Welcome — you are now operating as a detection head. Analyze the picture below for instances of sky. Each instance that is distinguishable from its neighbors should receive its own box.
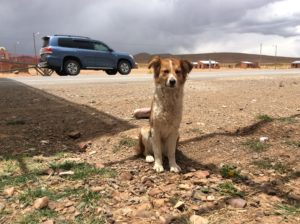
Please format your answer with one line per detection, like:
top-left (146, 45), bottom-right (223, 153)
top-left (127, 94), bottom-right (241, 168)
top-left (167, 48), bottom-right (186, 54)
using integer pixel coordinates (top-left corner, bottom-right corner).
top-left (1, 0), bottom-right (300, 57)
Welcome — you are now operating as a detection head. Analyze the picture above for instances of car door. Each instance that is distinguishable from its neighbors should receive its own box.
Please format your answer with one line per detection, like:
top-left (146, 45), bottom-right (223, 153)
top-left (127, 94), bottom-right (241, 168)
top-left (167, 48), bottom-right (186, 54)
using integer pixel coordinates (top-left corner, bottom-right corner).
top-left (92, 42), bottom-right (117, 68)
top-left (72, 39), bottom-right (97, 67)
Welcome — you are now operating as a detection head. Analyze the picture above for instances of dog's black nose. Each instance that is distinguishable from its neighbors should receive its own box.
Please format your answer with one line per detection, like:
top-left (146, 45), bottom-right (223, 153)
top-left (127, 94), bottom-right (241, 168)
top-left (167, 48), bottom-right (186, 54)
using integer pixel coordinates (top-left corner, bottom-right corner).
top-left (170, 79), bottom-right (176, 86)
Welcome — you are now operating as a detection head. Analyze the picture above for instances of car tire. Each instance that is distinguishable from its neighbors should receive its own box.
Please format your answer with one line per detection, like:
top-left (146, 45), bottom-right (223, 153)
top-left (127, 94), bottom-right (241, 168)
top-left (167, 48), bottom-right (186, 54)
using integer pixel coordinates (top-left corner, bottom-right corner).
top-left (105, 69), bottom-right (118, 75)
top-left (64, 60), bottom-right (80, 76)
top-left (118, 60), bottom-right (131, 75)
top-left (55, 70), bottom-right (67, 76)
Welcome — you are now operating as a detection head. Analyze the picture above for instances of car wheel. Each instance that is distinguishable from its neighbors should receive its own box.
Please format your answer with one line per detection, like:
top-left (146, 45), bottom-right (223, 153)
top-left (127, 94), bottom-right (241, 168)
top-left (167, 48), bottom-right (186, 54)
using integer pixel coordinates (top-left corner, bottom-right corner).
top-left (118, 60), bottom-right (131, 75)
top-left (105, 69), bottom-right (118, 75)
top-left (64, 60), bottom-right (80, 76)
top-left (55, 70), bottom-right (67, 76)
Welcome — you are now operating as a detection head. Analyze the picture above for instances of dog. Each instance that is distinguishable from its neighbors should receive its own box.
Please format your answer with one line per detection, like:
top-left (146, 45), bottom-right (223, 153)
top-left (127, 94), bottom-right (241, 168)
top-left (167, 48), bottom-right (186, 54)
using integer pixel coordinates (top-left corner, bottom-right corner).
top-left (138, 56), bottom-right (193, 172)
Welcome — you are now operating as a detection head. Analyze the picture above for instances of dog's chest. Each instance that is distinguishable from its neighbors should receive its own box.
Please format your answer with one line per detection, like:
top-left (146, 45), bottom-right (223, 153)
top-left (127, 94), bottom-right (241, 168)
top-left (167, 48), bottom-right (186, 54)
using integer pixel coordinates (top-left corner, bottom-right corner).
top-left (152, 90), bottom-right (183, 131)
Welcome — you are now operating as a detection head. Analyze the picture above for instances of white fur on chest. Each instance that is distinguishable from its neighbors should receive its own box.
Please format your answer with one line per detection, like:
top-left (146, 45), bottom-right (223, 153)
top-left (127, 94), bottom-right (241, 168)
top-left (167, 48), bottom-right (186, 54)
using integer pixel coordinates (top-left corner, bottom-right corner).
top-left (152, 87), bottom-right (183, 137)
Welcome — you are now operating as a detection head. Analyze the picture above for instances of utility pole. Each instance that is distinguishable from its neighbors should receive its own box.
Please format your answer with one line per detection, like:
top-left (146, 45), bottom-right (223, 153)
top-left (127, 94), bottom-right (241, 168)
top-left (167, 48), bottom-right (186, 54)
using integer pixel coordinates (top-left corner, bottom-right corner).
top-left (274, 45), bottom-right (277, 70)
top-left (259, 43), bottom-right (262, 67)
top-left (33, 32), bottom-right (39, 75)
top-left (14, 41), bottom-right (20, 61)
top-left (33, 32), bottom-right (39, 63)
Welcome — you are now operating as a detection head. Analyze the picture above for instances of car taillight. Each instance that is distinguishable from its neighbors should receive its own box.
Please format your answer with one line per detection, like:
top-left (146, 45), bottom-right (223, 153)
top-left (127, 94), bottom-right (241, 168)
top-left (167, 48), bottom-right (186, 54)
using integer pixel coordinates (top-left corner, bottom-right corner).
top-left (42, 47), bottom-right (52, 54)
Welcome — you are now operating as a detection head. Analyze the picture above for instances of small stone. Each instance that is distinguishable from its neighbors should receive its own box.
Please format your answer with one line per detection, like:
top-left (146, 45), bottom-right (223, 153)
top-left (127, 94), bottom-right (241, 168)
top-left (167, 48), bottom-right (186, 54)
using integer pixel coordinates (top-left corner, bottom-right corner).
top-left (67, 131), bottom-right (81, 139)
top-left (94, 163), bottom-right (105, 169)
top-left (178, 184), bottom-right (191, 190)
top-left (206, 195), bottom-right (215, 201)
top-left (89, 151), bottom-right (97, 156)
top-left (90, 186), bottom-right (105, 192)
top-left (152, 199), bottom-right (165, 208)
top-left (148, 187), bottom-right (161, 197)
top-left (34, 196), bottom-right (49, 209)
top-left (189, 215), bottom-right (208, 224)
top-left (227, 197), bottom-right (247, 208)
top-left (58, 171), bottom-right (74, 176)
top-left (42, 220), bottom-right (54, 224)
top-left (78, 142), bottom-right (88, 151)
top-left (259, 137), bottom-right (269, 143)
top-left (119, 171), bottom-right (133, 181)
top-left (3, 187), bottom-right (15, 197)
top-left (193, 191), bottom-right (206, 201)
top-left (194, 170), bottom-right (210, 179)
top-left (40, 140), bottom-right (50, 145)
top-left (0, 203), bottom-right (5, 212)
top-left (174, 201), bottom-right (185, 209)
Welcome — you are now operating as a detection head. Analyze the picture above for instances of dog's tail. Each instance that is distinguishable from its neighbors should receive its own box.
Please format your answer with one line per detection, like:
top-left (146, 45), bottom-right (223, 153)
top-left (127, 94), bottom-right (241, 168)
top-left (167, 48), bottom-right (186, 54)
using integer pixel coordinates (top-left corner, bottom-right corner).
top-left (135, 129), bottom-right (145, 156)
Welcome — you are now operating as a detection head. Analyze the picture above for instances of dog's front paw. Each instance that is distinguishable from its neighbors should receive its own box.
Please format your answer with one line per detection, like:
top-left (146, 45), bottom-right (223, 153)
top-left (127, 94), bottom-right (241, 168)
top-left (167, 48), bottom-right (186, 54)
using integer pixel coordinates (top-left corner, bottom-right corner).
top-left (145, 155), bottom-right (155, 163)
top-left (153, 163), bottom-right (164, 173)
top-left (170, 164), bottom-right (181, 173)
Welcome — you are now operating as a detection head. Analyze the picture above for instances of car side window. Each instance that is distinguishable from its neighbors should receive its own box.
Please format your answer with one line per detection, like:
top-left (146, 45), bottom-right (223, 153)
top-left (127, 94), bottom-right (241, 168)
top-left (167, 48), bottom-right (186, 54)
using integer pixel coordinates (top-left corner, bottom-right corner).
top-left (93, 42), bottom-right (110, 52)
top-left (73, 40), bottom-right (94, 50)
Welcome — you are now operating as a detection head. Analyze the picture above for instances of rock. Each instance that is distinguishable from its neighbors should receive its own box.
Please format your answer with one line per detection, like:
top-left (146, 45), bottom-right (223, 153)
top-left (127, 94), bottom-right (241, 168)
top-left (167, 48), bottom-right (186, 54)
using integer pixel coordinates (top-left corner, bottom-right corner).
top-left (148, 187), bottom-right (161, 197)
top-left (89, 151), bottom-right (97, 156)
top-left (90, 186), bottom-right (105, 192)
top-left (193, 191), bottom-right (206, 201)
top-left (189, 215), bottom-right (208, 224)
top-left (159, 215), bottom-right (173, 224)
top-left (259, 137), bottom-right (269, 143)
top-left (206, 195), bottom-right (215, 201)
top-left (42, 220), bottom-right (54, 224)
top-left (133, 107), bottom-right (151, 119)
top-left (227, 197), bottom-right (247, 208)
top-left (40, 140), bottom-right (50, 145)
top-left (174, 201), bottom-right (185, 209)
top-left (178, 184), bottom-right (192, 190)
top-left (94, 162), bottom-right (105, 169)
top-left (67, 131), bottom-right (81, 139)
top-left (194, 170), bottom-right (210, 179)
top-left (133, 202), bottom-right (153, 218)
top-left (3, 187), bottom-right (15, 197)
top-left (78, 142), bottom-right (88, 151)
top-left (152, 199), bottom-right (165, 208)
top-left (64, 200), bottom-right (74, 207)
top-left (119, 171), bottom-right (133, 181)
top-left (33, 196), bottom-right (49, 209)
top-left (0, 203), bottom-right (5, 212)
top-left (58, 171), bottom-right (74, 176)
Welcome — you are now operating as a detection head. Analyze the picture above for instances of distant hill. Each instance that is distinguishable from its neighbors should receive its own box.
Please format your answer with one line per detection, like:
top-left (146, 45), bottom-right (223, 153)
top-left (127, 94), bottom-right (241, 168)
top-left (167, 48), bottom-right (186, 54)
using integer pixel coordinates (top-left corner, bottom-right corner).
top-left (134, 52), bottom-right (300, 64)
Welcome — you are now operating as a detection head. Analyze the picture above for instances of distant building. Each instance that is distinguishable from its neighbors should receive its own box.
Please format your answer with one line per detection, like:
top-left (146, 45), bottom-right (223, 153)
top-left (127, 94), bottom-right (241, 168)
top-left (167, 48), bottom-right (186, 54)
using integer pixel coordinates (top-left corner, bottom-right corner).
top-left (191, 61), bottom-right (199, 68)
top-left (291, 61), bottom-right (300, 68)
top-left (236, 61), bottom-right (259, 68)
top-left (198, 60), bottom-right (220, 69)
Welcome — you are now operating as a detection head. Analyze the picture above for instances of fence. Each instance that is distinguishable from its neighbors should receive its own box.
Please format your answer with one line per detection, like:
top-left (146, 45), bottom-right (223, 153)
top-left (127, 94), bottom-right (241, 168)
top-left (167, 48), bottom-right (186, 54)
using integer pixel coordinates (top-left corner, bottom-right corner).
top-left (0, 51), bottom-right (39, 73)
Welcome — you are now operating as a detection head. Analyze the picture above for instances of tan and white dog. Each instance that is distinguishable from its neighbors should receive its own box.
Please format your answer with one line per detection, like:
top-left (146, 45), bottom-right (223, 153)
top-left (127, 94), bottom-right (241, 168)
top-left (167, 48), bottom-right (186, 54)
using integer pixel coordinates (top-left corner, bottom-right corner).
top-left (138, 56), bottom-right (193, 172)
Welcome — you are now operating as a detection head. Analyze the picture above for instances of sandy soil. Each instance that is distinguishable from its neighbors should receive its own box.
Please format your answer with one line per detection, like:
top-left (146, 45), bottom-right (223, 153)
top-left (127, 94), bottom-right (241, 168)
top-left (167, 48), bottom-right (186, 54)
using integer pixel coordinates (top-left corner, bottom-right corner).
top-left (0, 74), bottom-right (299, 223)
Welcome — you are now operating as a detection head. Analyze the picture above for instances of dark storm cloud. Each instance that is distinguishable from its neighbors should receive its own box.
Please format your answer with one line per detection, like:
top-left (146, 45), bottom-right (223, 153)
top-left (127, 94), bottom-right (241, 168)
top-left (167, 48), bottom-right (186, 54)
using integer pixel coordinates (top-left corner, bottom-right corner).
top-left (0, 0), bottom-right (297, 55)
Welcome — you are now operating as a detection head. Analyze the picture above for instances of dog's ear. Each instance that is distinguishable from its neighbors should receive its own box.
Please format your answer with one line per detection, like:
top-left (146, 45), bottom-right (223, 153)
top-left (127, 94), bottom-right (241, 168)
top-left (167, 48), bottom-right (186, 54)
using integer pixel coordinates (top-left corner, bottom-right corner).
top-left (180, 60), bottom-right (193, 75)
top-left (148, 56), bottom-right (161, 77)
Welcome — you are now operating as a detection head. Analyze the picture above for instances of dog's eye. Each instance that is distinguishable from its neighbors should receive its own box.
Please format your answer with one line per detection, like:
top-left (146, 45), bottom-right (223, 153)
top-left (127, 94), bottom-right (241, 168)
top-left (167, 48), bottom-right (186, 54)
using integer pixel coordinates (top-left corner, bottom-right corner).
top-left (163, 69), bottom-right (170, 74)
top-left (175, 69), bottom-right (181, 74)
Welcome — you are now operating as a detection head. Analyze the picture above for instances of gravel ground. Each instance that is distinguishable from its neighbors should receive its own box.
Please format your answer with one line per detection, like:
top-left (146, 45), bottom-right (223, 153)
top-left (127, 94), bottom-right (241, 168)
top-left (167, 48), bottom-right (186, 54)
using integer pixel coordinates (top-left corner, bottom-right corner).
top-left (0, 74), bottom-right (299, 223)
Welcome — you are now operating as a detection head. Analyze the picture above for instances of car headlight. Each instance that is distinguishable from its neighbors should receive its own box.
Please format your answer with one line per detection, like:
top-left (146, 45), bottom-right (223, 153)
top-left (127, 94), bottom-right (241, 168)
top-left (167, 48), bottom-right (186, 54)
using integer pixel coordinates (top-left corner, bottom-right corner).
top-left (129, 54), bottom-right (134, 59)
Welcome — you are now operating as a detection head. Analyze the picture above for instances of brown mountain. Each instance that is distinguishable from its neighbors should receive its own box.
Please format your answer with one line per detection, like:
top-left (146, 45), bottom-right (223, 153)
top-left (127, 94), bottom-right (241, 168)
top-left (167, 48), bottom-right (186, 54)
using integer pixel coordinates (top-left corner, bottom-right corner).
top-left (134, 52), bottom-right (299, 64)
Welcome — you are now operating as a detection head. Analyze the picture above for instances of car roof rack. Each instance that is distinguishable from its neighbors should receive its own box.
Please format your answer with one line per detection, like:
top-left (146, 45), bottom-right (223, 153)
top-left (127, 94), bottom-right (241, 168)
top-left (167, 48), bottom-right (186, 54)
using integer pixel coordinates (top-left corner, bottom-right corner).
top-left (54, 34), bottom-right (91, 39)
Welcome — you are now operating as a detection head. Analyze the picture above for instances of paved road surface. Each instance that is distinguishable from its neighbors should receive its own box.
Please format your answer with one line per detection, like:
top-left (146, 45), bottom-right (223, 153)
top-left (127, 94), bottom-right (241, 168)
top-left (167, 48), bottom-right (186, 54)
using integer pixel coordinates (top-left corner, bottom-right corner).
top-left (0, 69), bottom-right (299, 86)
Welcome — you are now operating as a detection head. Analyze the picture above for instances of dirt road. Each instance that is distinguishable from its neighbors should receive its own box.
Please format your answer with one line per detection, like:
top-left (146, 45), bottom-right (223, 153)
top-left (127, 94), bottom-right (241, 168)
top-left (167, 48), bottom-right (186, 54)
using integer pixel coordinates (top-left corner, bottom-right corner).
top-left (0, 73), bottom-right (299, 223)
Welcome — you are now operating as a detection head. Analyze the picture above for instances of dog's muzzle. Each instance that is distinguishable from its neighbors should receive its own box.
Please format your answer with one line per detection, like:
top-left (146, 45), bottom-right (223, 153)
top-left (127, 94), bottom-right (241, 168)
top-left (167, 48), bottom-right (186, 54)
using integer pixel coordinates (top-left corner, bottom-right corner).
top-left (167, 78), bottom-right (177, 88)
